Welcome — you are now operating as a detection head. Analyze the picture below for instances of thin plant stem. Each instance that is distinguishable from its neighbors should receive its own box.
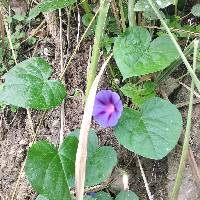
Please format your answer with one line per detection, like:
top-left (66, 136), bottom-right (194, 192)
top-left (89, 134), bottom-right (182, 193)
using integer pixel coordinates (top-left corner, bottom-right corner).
top-left (147, 0), bottom-right (200, 93)
top-left (59, 8), bottom-right (65, 147)
top-left (4, 18), bottom-right (17, 63)
top-left (137, 156), bottom-right (153, 200)
top-left (143, 25), bottom-right (200, 37)
top-left (128, 0), bottom-right (136, 26)
top-left (119, 0), bottom-right (126, 32)
top-left (85, 0), bottom-right (110, 98)
top-left (169, 39), bottom-right (199, 200)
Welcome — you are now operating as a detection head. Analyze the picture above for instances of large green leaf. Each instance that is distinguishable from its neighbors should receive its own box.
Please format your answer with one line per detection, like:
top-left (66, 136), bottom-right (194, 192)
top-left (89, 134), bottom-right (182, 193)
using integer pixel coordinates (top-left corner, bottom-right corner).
top-left (0, 57), bottom-right (66, 109)
top-left (59, 136), bottom-right (78, 180)
top-left (25, 137), bottom-right (78, 200)
top-left (70, 129), bottom-right (118, 186)
top-left (115, 191), bottom-right (139, 200)
top-left (113, 27), bottom-right (179, 79)
top-left (114, 97), bottom-right (182, 159)
top-left (28, 0), bottom-right (76, 20)
top-left (70, 129), bottom-right (99, 159)
top-left (85, 146), bottom-right (117, 186)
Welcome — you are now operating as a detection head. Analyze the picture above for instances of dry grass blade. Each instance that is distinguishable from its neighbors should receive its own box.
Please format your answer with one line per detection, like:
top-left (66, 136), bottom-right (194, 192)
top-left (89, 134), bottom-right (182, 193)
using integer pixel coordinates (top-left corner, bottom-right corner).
top-left (75, 54), bottom-right (113, 200)
top-left (137, 156), bottom-right (153, 200)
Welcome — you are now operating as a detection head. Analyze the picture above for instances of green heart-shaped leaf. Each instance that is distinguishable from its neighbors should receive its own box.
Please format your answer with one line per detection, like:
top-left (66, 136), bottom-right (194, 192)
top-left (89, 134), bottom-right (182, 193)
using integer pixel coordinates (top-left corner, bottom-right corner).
top-left (70, 129), bottom-right (118, 186)
top-left (70, 129), bottom-right (99, 159)
top-left (114, 97), bottom-right (182, 159)
top-left (26, 130), bottom-right (117, 200)
top-left (113, 27), bottom-right (179, 79)
top-left (28, 0), bottom-right (76, 20)
top-left (0, 57), bottom-right (66, 109)
top-left (115, 191), bottom-right (139, 200)
top-left (25, 137), bottom-right (78, 200)
top-left (85, 146), bottom-right (117, 186)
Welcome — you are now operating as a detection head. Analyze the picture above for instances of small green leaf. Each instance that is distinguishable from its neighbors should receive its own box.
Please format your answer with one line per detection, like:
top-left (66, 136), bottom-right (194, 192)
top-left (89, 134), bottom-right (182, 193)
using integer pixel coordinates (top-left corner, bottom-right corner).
top-left (114, 97), bottom-right (182, 159)
top-left (0, 57), bottom-right (66, 109)
top-left (25, 138), bottom-right (78, 200)
top-left (191, 4), bottom-right (200, 17)
top-left (121, 82), bottom-right (155, 106)
top-left (113, 27), bottom-right (179, 79)
top-left (102, 35), bottom-right (115, 53)
top-left (115, 191), bottom-right (139, 200)
top-left (28, 0), bottom-right (76, 20)
top-left (82, 13), bottom-right (95, 27)
top-left (27, 36), bottom-right (37, 45)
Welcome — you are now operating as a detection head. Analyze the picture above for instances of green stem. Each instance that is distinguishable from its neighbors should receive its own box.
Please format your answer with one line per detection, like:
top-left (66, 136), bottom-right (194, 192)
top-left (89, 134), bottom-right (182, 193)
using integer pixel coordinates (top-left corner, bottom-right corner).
top-left (169, 39), bottom-right (199, 200)
top-left (81, 0), bottom-right (92, 13)
top-left (128, 0), bottom-right (136, 26)
top-left (147, 0), bottom-right (200, 93)
top-left (119, 0), bottom-right (126, 32)
top-left (85, 0), bottom-right (110, 98)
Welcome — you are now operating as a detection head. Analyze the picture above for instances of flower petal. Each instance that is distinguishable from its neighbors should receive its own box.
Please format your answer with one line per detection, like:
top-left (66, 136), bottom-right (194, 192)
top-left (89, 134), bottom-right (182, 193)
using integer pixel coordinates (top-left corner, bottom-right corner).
top-left (94, 112), bottom-right (110, 128)
top-left (95, 90), bottom-right (113, 104)
top-left (108, 112), bottom-right (120, 127)
top-left (111, 91), bottom-right (120, 104)
top-left (92, 103), bottom-right (106, 116)
top-left (114, 100), bottom-right (123, 114)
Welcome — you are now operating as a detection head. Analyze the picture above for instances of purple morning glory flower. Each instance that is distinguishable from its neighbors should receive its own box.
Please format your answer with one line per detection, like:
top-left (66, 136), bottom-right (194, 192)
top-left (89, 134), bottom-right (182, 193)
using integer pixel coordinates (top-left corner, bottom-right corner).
top-left (92, 90), bottom-right (123, 128)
